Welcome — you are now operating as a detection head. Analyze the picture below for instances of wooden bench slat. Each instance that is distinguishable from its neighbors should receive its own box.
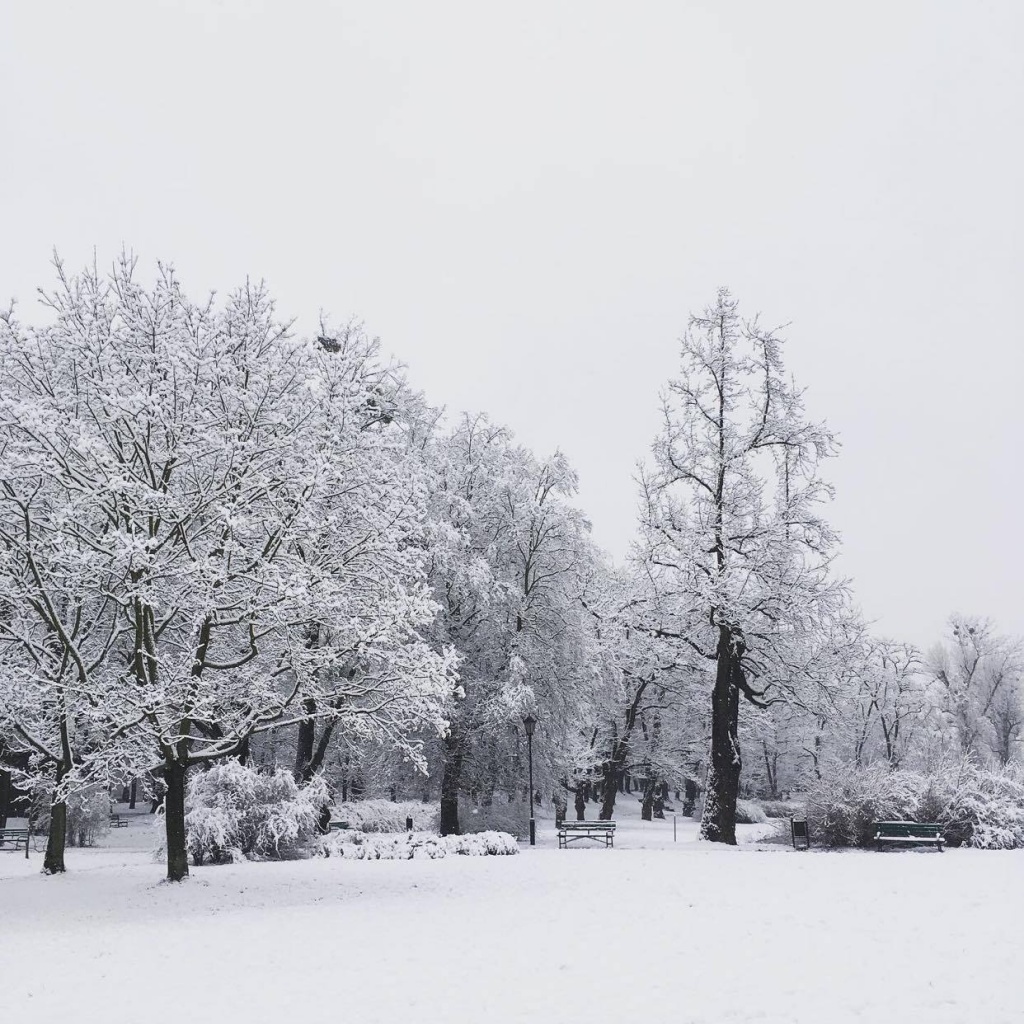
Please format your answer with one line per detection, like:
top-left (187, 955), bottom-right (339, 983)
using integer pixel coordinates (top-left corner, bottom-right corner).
top-left (0, 827), bottom-right (30, 854)
top-left (557, 820), bottom-right (616, 849)
top-left (873, 821), bottom-right (945, 851)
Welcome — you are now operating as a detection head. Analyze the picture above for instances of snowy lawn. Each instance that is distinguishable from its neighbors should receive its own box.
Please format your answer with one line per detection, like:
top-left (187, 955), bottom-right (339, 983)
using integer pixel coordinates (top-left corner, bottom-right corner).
top-left (2, 806), bottom-right (1022, 1024)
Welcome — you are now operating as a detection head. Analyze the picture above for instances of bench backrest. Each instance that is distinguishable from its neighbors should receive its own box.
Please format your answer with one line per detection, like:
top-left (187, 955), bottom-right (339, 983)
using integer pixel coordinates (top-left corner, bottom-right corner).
top-left (560, 821), bottom-right (615, 829)
top-left (875, 822), bottom-right (942, 838)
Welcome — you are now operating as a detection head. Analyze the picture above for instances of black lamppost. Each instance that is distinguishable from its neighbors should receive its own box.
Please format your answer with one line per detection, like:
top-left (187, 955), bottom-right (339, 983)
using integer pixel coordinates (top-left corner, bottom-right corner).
top-left (523, 714), bottom-right (537, 846)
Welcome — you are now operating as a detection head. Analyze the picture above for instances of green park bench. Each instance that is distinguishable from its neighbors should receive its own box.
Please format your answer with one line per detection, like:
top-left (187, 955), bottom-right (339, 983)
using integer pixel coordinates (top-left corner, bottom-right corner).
top-left (0, 827), bottom-right (29, 854)
top-left (558, 820), bottom-right (616, 849)
top-left (109, 813), bottom-right (128, 828)
top-left (873, 820), bottom-right (945, 851)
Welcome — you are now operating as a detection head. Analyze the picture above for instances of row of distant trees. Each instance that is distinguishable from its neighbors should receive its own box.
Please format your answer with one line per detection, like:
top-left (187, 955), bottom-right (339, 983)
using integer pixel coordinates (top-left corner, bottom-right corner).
top-left (1, 258), bottom-right (1019, 879)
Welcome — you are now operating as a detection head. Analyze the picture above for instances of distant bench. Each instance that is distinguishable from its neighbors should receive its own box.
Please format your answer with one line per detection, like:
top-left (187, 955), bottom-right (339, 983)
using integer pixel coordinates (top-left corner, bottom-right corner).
top-left (0, 828), bottom-right (29, 854)
top-left (328, 820), bottom-right (351, 832)
top-left (109, 814), bottom-right (128, 828)
top-left (874, 821), bottom-right (945, 851)
top-left (558, 820), bottom-right (615, 849)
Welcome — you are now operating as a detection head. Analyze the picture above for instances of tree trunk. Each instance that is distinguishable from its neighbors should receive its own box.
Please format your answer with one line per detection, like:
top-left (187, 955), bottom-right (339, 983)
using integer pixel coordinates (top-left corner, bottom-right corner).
top-left (294, 699), bottom-right (317, 781)
top-left (234, 735), bottom-right (251, 765)
top-left (640, 776), bottom-right (656, 821)
top-left (683, 777), bottom-right (698, 816)
top-left (598, 789), bottom-right (616, 819)
top-left (574, 788), bottom-right (586, 821)
top-left (43, 798), bottom-right (67, 874)
top-left (439, 736), bottom-right (463, 836)
top-left (0, 768), bottom-right (10, 829)
top-left (164, 761), bottom-right (190, 881)
top-left (128, 779), bottom-right (137, 810)
top-left (701, 629), bottom-right (741, 844)
top-left (762, 740), bottom-right (778, 799)
top-left (317, 803), bottom-right (332, 835)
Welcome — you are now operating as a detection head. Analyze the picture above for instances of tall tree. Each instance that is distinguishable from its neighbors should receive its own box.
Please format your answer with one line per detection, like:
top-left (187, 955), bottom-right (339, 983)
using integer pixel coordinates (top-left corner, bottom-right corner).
top-left (0, 256), bottom-right (454, 879)
top-left (639, 289), bottom-right (846, 843)
top-left (422, 414), bottom-right (598, 834)
top-left (930, 616), bottom-right (1023, 765)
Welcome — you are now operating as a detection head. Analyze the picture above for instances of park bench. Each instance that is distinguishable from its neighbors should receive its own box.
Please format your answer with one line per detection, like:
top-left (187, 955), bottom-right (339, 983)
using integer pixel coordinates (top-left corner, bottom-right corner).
top-left (873, 820), bottom-right (945, 851)
top-left (109, 813), bottom-right (128, 828)
top-left (557, 820), bottom-right (616, 849)
top-left (328, 820), bottom-right (351, 832)
top-left (0, 827), bottom-right (29, 854)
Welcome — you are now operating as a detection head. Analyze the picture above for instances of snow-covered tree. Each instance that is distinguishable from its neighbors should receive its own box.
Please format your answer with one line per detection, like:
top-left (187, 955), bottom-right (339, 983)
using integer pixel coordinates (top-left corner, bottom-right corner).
top-left (0, 256), bottom-right (455, 879)
top-left (929, 616), bottom-right (1023, 765)
top-left (639, 289), bottom-right (848, 843)
top-left (421, 414), bottom-right (600, 834)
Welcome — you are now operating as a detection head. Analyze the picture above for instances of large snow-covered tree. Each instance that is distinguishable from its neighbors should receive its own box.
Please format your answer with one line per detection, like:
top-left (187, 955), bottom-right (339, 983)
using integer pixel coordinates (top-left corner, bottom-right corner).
top-left (0, 257), bottom-right (454, 879)
top-left (639, 288), bottom-right (847, 843)
top-left (421, 414), bottom-right (599, 834)
top-left (929, 616), bottom-right (1023, 765)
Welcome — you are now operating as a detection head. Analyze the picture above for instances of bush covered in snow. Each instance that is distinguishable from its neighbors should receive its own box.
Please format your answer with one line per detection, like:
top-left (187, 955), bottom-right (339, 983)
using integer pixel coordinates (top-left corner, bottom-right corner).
top-left (331, 799), bottom-right (439, 834)
top-left (806, 763), bottom-right (921, 848)
top-left (805, 760), bottom-right (1024, 849)
top-left (919, 761), bottom-right (1024, 849)
top-left (759, 800), bottom-right (804, 820)
top-left (735, 799), bottom-right (769, 824)
top-left (318, 829), bottom-right (519, 860)
top-left (185, 761), bottom-right (329, 864)
top-left (66, 786), bottom-right (111, 847)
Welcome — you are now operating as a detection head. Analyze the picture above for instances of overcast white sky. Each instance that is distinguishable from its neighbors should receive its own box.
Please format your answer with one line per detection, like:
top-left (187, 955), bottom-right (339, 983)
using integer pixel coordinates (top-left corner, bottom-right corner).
top-left (2, 1), bottom-right (1021, 647)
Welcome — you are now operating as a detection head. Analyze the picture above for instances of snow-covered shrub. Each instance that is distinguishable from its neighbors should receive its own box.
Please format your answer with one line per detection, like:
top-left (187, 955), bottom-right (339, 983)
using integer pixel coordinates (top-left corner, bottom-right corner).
top-left (331, 799), bottom-right (439, 834)
top-left (806, 763), bottom-right (922, 848)
top-left (735, 799), bottom-right (768, 824)
top-left (919, 761), bottom-right (1024, 850)
top-left (317, 829), bottom-right (518, 860)
top-left (185, 761), bottom-right (329, 864)
top-left (806, 760), bottom-right (1024, 850)
top-left (760, 800), bottom-right (803, 819)
top-left (66, 787), bottom-right (111, 847)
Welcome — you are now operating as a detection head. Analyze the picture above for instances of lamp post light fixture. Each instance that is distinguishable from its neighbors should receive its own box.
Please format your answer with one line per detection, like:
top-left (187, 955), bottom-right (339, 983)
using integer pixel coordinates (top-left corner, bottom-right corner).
top-left (523, 714), bottom-right (537, 846)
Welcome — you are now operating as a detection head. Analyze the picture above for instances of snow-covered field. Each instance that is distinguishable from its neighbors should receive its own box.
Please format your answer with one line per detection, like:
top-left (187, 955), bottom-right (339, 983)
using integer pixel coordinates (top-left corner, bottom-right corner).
top-left (2, 805), bottom-right (1022, 1024)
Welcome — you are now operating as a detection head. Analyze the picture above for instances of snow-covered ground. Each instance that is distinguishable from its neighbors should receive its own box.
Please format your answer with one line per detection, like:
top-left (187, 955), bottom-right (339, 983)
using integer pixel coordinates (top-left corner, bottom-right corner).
top-left (2, 803), bottom-right (1021, 1024)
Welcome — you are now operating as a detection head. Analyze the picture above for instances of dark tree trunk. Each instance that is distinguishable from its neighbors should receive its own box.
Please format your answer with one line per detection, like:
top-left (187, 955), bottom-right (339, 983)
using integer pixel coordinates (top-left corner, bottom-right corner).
top-left (317, 803), bottom-right (332, 835)
top-left (294, 699), bottom-right (317, 781)
top-left (701, 628), bottom-right (741, 844)
top-left (683, 778), bottom-right (698, 816)
top-left (234, 735), bottom-right (251, 765)
top-left (640, 776), bottom-right (656, 821)
top-left (0, 768), bottom-right (10, 829)
top-left (762, 740), bottom-right (779, 799)
top-left (574, 789), bottom-right (586, 821)
top-left (164, 761), bottom-right (190, 881)
top-left (43, 798), bottom-right (67, 874)
top-left (598, 763), bottom-right (619, 820)
top-left (439, 736), bottom-right (463, 836)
